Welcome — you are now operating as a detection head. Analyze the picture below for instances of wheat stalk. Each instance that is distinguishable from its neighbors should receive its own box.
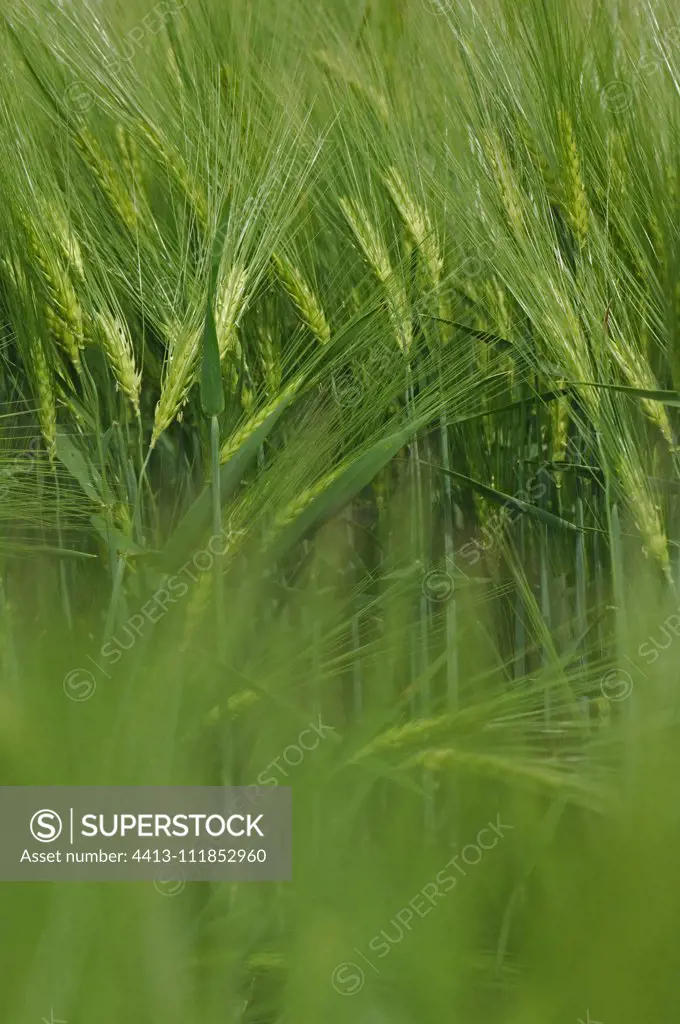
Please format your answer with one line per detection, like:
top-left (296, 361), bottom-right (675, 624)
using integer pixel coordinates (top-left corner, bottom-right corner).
top-left (257, 326), bottom-right (282, 393)
top-left (315, 49), bottom-right (389, 121)
top-left (115, 124), bottom-right (143, 188)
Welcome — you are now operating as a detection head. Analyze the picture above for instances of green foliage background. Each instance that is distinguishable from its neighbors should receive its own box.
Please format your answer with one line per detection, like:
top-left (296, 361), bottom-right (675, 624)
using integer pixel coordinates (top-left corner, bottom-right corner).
top-left (1, 0), bottom-right (680, 1020)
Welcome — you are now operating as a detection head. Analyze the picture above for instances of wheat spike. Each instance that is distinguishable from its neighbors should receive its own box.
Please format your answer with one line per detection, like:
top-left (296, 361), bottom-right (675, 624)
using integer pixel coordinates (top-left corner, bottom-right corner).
top-left (137, 121), bottom-right (207, 227)
top-left (93, 310), bottom-right (141, 412)
top-left (340, 196), bottom-right (392, 281)
top-left (151, 319), bottom-right (202, 446)
top-left (49, 205), bottom-right (85, 282)
top-left (557, 110), bottom-right (589, 250)
top-left (152, 265), bottom-right (248, 445)
top-left (219, 376), bottom-right (301, 465)
top-left (268, 463), bottom-right (346, 536)
top-left (258, 326), bottom-right (282, 393)
top-left (179, 564), bottom-right (213, 653)
top-left (25, 223), bottom-right (84, 372)
top-left (340, 195), bottom-right (411, 351)
top-left (216, 263), bottom-right (249, 360)
top-left (404, 748), bottom-right (598, 801)
top-left (74, 128), bottom-right (138, 232)
top-left (272, 252), bottom-right (331, 345)
top-left (609, 335), bottom-right (674, 446)
top-left (116, 124), bottom-right (143, 187)
top-left (383, 166), bottom-right (443, 289)
top-left (618, 456), bottom-right (669, 575)
top-left (29, 336), bottom-right (57, 459)
top-left (351, 714), bottom-right (454, 762)
top-left (482, 130), bottom-right (525, 233)
top-left (315, 49), bottom-right (389, 121)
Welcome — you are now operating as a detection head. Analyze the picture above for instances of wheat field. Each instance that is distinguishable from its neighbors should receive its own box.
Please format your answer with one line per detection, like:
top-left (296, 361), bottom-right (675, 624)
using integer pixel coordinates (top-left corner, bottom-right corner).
top-left (1, 0), bottom-right (680, 1021)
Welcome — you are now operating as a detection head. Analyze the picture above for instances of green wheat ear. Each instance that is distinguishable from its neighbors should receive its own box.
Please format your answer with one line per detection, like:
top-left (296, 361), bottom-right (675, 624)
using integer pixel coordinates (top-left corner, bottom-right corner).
top-left (215, 264), bottom-right (249, 361)
top-left (272, 252), bottom-right (331, 346)
top-left (481, 129), bottom-right (525, 234)
top-left (29, 335), bottom-right (57, 459)
top-left (92, 309), bottom-right (141, 413)
top-left (383, 167), bottom-right (443, 291)
top-left (557, 110), bottom-right (589, 250)
top-left (74, 128), bottom-right (139, 232)
top-left (151, 319), bottom-right (202, 447)
top-left (25, 223), bottom-right (84, 373)
top-left (340, 195), bottom-right (412, 352)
